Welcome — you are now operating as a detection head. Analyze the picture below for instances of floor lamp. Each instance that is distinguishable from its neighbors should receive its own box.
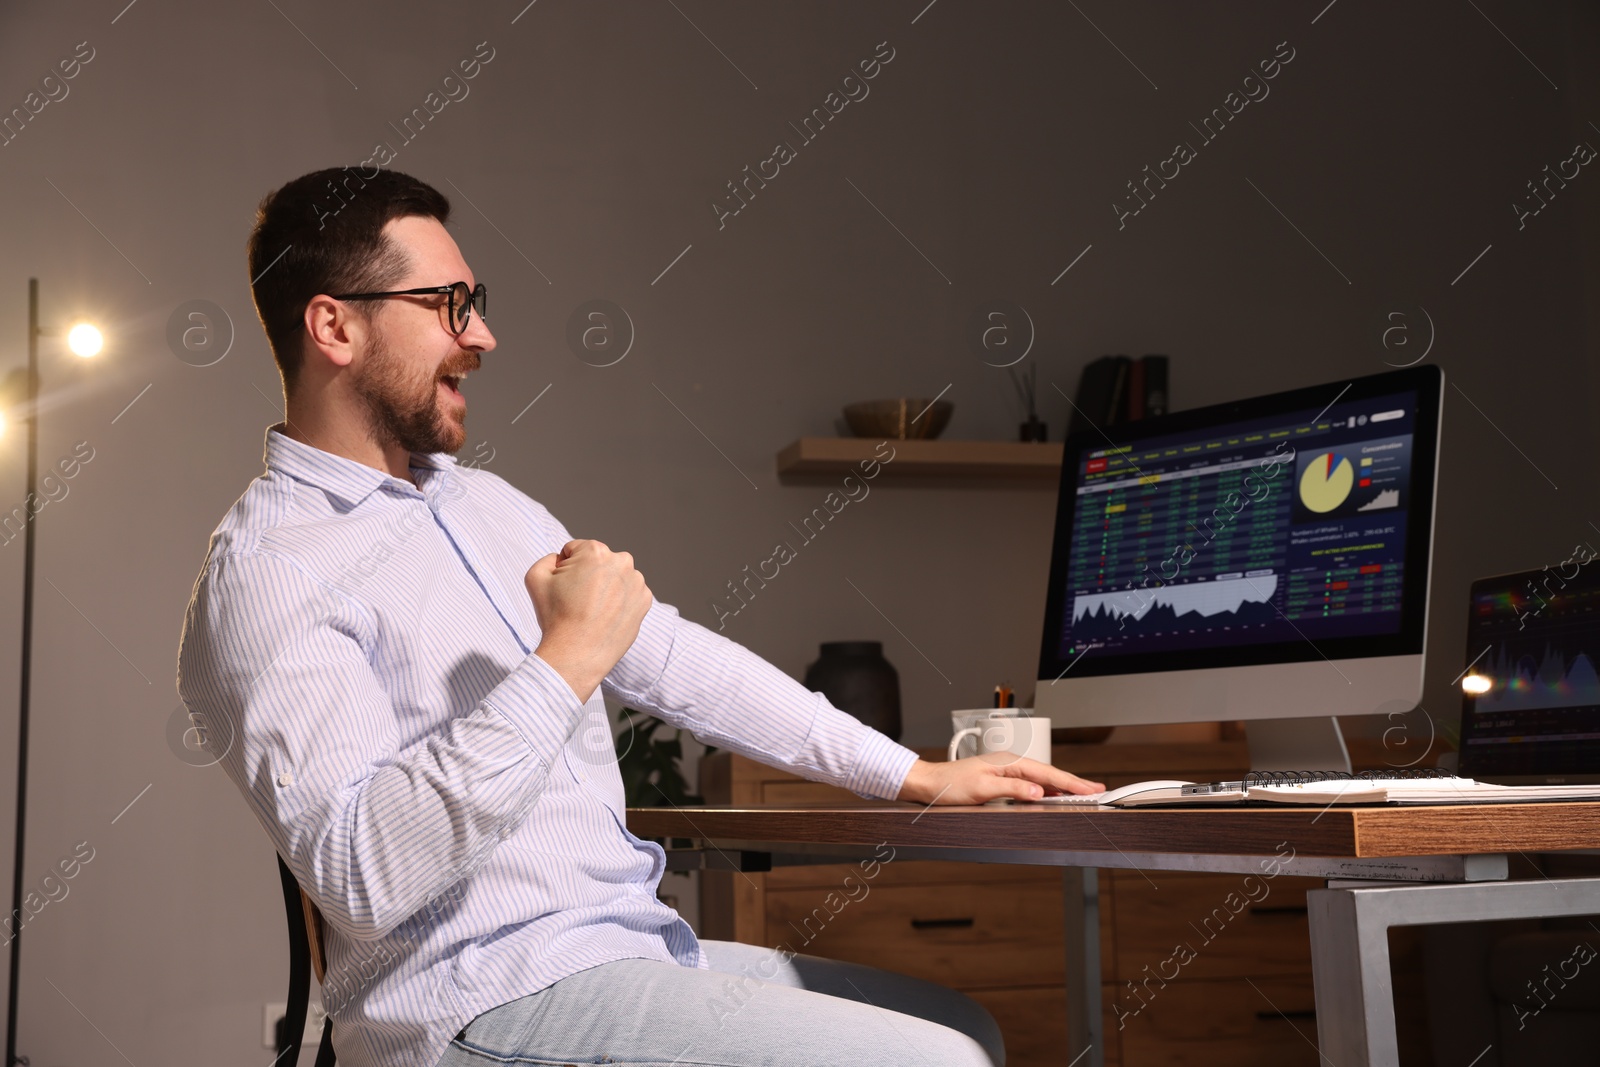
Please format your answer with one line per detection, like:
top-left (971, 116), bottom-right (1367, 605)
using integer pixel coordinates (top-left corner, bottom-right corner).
top-left (2, 279), bottom-right (101, 1067)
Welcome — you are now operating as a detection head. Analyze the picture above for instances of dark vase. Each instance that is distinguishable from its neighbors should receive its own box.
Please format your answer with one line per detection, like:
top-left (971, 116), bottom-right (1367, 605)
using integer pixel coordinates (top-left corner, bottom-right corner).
top-left (803, 641), bottom-right (902, 740)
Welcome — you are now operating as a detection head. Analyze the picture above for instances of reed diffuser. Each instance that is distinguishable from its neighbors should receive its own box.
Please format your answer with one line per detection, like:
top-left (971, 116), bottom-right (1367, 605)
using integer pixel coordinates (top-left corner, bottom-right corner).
top-left (1010, 362), bottom-right (1047, 442)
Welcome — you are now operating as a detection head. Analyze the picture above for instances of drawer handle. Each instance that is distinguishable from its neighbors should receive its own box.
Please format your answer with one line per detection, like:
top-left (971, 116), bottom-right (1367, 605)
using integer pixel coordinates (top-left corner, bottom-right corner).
top-left (910, 917), bottom-right (975, 930)
top-left (1248, 906), bottom-right (1309, 916)
top-left (1256, 1010), bottom-right (1317, 1021)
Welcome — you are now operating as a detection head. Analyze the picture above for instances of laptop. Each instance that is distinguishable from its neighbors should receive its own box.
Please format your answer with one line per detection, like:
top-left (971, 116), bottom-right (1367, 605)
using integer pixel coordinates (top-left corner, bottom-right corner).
top-left (1457, 555), bottom-right (1600, 785)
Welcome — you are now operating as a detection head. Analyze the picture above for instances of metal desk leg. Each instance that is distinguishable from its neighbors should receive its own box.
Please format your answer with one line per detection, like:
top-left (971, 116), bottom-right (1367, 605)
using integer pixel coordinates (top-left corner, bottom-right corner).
top-left (1063, 867), bottom-right (1102, 1067)
top-left (1307, 886), bottom-right (1400, 1067)
top-left (1308, 875), bottom-right (1600, 1067)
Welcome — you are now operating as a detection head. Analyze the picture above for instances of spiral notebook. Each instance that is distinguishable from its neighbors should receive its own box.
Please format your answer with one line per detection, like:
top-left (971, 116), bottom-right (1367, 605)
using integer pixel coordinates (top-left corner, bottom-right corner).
top-left (1031, 768), bottom-right (1600, 808)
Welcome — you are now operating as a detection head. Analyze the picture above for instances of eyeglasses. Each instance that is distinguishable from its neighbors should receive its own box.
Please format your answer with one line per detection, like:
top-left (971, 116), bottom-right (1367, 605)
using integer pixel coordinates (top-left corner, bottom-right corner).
top-left (330, 281), bottom-right (487, 336)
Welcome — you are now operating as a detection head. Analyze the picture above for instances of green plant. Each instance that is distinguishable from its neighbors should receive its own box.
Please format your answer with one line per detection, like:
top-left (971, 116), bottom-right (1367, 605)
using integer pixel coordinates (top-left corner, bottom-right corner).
top-left (613, 706), bottom-right (713, 808)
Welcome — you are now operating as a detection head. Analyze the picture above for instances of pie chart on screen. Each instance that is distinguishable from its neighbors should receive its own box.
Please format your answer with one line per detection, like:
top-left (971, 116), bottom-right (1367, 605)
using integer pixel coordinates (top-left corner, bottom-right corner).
top-left (1299, 452), bottom-right (1354, 513)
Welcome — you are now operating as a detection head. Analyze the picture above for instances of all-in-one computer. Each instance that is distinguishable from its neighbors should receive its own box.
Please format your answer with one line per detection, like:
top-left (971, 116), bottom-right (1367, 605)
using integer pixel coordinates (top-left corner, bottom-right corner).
top-left (1034, 365), bottom-right (1444, 770)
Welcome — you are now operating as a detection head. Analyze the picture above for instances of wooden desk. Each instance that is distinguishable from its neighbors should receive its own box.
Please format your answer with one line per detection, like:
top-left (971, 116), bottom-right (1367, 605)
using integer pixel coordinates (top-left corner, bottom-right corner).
top-left (628, 801), bottom-right (1600, 1067)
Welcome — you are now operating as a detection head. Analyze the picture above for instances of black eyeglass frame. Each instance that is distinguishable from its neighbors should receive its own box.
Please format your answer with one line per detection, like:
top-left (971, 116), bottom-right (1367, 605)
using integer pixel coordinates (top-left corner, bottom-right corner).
top-left (330, 281), bottom-right (487, 336)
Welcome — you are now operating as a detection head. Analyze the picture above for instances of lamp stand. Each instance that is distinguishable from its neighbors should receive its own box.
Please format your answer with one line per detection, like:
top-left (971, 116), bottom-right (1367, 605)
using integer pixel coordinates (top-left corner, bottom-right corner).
top-left (6, 278), bottom-right (39, 1067)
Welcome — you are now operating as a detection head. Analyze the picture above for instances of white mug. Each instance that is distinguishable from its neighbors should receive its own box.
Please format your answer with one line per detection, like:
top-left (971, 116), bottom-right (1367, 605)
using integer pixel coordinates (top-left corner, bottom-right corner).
top-left (948, 707), bottom-right (1027, 751)
top-left (948, 712), bottom-right (1053, 766)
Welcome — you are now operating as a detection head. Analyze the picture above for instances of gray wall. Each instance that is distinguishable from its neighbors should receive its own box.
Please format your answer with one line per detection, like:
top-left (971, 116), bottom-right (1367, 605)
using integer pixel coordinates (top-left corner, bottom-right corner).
top-left (0, 1), bottom-right (1596, 1063)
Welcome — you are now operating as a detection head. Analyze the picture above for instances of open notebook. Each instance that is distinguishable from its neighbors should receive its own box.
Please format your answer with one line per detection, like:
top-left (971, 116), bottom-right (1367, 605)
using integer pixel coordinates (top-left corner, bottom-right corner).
top-left (1028, 770), bottom-right (1600, 808)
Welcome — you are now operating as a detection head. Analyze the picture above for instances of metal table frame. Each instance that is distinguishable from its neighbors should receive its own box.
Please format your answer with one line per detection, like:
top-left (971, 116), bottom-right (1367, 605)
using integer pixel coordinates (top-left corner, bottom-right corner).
top-left (664, 840), bottom-right (1596, 1067)
top-left (1308, 876), bottom-right (1600, 1066)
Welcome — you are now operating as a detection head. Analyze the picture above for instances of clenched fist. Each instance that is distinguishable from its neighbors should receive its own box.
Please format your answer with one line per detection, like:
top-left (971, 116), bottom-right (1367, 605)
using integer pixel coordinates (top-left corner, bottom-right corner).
top-left (525, 539), bottom-right (653, 702)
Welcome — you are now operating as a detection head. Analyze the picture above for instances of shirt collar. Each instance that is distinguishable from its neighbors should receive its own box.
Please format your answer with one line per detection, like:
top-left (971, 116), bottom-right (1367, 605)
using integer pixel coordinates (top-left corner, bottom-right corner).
top-left (263, 425), bottom-right (459, 509)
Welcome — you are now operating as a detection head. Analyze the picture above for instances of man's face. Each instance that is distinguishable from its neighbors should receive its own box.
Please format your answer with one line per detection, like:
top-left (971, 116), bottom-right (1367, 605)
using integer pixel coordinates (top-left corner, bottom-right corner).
top-left (350, 216), bottom-right (495, 456)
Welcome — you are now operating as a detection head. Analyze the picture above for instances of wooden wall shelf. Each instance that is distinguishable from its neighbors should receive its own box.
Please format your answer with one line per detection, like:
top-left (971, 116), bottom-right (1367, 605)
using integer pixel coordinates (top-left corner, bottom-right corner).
top-left (776, 437), bottom-right (1063, 485)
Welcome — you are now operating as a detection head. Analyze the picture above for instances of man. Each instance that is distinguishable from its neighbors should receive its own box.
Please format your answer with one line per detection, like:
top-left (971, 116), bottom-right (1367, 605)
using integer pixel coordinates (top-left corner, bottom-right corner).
top-left (177, 168), bottom-right (1102, 1067)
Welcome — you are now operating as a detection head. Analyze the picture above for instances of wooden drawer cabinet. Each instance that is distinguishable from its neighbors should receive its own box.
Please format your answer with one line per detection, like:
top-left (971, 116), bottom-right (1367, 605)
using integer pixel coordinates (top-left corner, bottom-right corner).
top-left (1105, 870), bottom-right (1319, 1065)
top-left (970, 986), bottom-right (1122, 1067)
top-left (760, 779), bottom-right (856, 805)
top-left (698, 744), bottom-right (1325, 1067)
top-left (766, 858), bottom-right (1062, 891)
top-left (1109, 871), bottom-right (1318, 980)
top-left (1115, 976), bottom-right (1321, 1067)
top-left (767, 878), bottom-right (1068, 990)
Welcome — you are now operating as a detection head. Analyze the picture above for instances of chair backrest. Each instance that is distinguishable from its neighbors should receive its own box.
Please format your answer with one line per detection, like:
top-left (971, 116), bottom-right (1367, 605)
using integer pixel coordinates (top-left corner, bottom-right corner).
top-left (300, 882), bottom-right (327, 984)
top-left (277, 855), bottom-right (337, 1066)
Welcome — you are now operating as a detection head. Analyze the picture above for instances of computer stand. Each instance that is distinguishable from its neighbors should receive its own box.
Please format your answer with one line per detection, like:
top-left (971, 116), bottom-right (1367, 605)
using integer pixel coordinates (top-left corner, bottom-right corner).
top-left (1247, 716), bottom-right (1353, 772)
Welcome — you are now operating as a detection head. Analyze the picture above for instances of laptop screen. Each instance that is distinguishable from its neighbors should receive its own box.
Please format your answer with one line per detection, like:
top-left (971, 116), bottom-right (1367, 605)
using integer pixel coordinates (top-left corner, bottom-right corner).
top-left (1458, 555), bottom-right (1600, 783)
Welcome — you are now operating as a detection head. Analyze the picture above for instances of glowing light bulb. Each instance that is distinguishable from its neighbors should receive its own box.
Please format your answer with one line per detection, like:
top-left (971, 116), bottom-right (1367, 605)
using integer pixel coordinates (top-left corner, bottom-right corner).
top-left (67, 323), bottom-right (103, 357)
top-left (1462, 674), bottom-right (1492, 695)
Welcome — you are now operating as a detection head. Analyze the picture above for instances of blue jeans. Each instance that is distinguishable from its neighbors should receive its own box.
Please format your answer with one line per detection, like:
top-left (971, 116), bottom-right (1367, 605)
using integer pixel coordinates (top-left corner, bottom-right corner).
top-left (434, 939), bottom-right (1005, 1066)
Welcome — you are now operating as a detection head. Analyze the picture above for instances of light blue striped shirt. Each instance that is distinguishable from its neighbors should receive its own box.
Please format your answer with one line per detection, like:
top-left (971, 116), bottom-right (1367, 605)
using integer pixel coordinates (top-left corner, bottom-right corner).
top-left (176, 427), bottom-right (919, 1067)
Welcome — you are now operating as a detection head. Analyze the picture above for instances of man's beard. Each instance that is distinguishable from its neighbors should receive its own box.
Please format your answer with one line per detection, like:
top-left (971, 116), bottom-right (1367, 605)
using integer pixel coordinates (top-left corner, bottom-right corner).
top-left (352, 323), bottom-right (469, 456)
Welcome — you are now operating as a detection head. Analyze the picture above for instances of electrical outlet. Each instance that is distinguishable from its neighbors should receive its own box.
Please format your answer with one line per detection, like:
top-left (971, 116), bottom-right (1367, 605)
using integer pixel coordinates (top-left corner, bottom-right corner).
top-left (263, 1001), bottom-right (328, 1049)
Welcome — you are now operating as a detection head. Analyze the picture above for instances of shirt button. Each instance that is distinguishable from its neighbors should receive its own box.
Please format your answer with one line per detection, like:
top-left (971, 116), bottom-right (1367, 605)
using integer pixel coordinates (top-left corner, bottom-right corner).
top-left (499, 826), bottom-right (514, 839)
top-left (277, 772), bottom-right (293, 787)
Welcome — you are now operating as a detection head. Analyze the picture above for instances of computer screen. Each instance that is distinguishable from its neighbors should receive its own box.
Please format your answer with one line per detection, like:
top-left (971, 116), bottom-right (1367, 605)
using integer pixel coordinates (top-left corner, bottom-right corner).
top-left (1458, 563), bottom-right (1600, 784)
top-left (1036, 366), bottom-right (1442, 739)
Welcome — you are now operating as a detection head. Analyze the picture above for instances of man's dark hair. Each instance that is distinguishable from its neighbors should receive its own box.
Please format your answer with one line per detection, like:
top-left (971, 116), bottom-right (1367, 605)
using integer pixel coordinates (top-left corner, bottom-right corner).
top-left (247, 168), bottom-right (450, 395)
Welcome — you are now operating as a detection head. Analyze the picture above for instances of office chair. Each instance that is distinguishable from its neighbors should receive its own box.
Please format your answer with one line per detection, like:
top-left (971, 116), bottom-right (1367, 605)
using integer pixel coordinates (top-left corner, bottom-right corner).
top-left (277, 855), bottom-right (336, 1066)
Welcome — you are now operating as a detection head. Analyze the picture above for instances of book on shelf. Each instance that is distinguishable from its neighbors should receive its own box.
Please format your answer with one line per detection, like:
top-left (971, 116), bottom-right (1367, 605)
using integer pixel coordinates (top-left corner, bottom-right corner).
top-left (1141, 353), bottom-right (1168, 417)
top-left (1066, 353), bottom-right (1169, 437)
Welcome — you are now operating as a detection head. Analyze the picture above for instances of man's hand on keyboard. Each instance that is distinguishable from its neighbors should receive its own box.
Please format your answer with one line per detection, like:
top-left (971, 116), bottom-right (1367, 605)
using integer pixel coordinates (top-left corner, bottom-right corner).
top-left (896, 756), bottom-right (1105, 806)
